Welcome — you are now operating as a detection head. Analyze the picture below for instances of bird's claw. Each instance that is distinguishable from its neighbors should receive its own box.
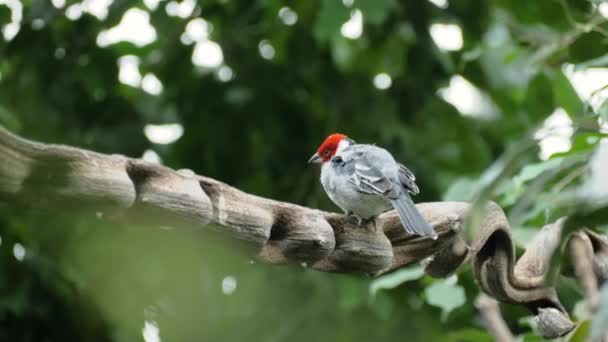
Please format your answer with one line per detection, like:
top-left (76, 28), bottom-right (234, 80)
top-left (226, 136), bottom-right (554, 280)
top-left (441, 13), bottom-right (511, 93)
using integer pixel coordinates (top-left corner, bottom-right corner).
top-left (345, 211), bottom-right (376, 229)
top-left (358, 217), bottom-right (377, 229)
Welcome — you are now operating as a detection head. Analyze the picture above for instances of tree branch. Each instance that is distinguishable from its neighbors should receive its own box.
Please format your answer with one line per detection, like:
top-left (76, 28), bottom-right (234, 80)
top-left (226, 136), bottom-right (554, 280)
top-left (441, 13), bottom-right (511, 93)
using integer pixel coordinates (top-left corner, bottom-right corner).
top-left (0, 126), bottom-right (602, 338)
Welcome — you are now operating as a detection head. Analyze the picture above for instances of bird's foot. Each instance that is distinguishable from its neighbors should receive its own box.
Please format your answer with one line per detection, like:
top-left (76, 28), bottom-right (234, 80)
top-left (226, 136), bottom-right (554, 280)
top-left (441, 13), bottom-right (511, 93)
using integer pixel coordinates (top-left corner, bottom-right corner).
top-left (344, 211), bottom-right (360, 224)
top-left (357, 217), bottom-right (376, 228)
top-left (344, 212), bottom-right (376, 228)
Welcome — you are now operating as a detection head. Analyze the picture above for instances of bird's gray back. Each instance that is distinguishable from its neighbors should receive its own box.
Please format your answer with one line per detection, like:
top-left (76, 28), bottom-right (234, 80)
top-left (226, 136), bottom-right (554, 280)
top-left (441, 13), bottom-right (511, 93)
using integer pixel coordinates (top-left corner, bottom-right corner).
top-left (339, 144), bottom-right (399, 179)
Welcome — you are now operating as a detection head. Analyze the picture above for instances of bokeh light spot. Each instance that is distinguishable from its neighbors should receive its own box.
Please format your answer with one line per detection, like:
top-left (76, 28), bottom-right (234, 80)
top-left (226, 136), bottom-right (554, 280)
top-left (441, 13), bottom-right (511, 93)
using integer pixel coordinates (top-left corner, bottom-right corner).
top-left (341, 9), bottom-right (363, 40)
top-left (144, 124), bottom-right (184, 145)
top-left (430, 23), bottom-right (463, 51)
top-left (373, 73), bottom-right (392, 90)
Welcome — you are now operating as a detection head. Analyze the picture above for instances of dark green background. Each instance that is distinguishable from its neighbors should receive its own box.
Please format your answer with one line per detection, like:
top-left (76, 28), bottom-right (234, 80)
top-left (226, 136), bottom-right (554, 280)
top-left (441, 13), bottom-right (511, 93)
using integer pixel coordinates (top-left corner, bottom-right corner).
top-left (1, 0), bottom-right (607, 341)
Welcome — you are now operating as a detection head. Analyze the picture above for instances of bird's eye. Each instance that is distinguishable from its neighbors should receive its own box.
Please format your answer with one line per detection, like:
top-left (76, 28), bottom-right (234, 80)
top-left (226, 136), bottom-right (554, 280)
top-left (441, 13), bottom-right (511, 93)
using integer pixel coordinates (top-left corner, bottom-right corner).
top-left (323, 149), bottom-right (330, 156)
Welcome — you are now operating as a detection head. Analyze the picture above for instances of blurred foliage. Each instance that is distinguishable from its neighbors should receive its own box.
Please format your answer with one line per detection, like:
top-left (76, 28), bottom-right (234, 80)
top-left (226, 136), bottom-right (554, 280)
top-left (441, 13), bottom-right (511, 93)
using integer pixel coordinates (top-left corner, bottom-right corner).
top-left (0, 0), bottom-right (608, 341)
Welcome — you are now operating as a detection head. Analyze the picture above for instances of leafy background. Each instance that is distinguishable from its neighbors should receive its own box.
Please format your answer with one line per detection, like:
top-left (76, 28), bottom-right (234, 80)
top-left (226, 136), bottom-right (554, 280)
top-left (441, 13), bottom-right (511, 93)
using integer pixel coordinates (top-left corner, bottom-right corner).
top-left (0, 0), bottom-right (608, 341)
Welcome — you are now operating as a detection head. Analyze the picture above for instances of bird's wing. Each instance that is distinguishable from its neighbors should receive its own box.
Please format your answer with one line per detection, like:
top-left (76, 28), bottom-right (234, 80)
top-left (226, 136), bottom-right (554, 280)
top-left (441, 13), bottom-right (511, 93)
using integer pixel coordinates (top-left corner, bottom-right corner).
top-left (397, 163), bottom-right (420, 195)
top-left (336, 144), bottom-right (435, 238)
top-left (340, 147), bottom-right (400, 199)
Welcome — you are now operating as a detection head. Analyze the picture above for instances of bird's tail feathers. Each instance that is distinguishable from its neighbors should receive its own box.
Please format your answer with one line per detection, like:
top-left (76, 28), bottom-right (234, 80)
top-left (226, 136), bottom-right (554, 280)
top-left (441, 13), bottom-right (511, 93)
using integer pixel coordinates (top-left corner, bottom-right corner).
top-left (390, 193), bottom-right (437, 240)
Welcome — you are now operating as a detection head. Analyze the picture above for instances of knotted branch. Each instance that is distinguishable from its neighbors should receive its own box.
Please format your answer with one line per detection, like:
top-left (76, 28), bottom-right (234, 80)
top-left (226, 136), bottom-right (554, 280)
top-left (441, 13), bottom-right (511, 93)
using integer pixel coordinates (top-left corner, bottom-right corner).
top-left (0, 126), bottom-right (604, 338)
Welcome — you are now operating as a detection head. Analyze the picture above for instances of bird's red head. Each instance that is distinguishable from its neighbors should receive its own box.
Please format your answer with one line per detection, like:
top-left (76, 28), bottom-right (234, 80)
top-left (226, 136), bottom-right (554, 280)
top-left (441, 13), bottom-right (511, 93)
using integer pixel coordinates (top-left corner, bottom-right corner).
top-left (308, 133), bottom-right (348, 164)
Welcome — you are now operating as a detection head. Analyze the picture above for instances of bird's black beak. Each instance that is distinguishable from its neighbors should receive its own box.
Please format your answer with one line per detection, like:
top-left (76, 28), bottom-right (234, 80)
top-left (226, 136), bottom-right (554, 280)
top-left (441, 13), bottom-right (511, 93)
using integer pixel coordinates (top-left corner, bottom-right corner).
top-left (308, 153), bottom-right (322, 164)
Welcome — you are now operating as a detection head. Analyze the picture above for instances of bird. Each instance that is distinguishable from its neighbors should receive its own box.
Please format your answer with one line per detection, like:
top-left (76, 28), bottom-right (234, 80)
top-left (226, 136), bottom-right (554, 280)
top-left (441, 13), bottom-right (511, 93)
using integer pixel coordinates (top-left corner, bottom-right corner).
top-left (308, 133), bottom-right (437, 239)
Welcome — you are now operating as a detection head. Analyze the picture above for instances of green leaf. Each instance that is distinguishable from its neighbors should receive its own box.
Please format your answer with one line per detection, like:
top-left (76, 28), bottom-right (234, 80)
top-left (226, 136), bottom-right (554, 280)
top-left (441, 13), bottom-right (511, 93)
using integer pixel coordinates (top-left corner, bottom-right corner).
top-left (568, 320), bottom-right (590, 342)
top-left (369, 266), bottom-right (424, 297)
top-left (553, 69), bottom-right (584, 117)
top-left (520, 333), bottom-right (545, 342)
top-left (511, 227), bottom-right (541, 248)
top-left (462, 46), bottom-right (483, 63)
top-left (442, 177), bottom-right (477, 201)
top-left (446, 328), bottom-right (493, 342)
top-left (518, 315), bottom-right (539, 331)
top-left (599, 99), bottom-right (608, 122)
top-left (424, 278), bottom-right (466, 321)
top-left (514, 158), bottom-right (563, 184)
top-left (575, 53), bottom-right (608, 70)
top-left (465, 135), bottom-right (540, 241)
top-left (357, 0), bottom-right (394, 25)
top-left (555, 132), bottom-right (605, 156)
top-left (581, 140), bottom-right (608, 203)
top-left (523, 72), bottom-right (555, 124)
top-left (499, 158), bottom-right (563, 206)
top-left (313, 0), bottom-right (350, 43)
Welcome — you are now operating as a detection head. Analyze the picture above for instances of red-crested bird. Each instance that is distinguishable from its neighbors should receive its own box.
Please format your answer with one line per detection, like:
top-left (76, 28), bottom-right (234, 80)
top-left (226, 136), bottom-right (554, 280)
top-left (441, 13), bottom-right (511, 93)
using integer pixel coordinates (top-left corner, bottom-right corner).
top-left (309, 133), bottom-right (437, 239)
